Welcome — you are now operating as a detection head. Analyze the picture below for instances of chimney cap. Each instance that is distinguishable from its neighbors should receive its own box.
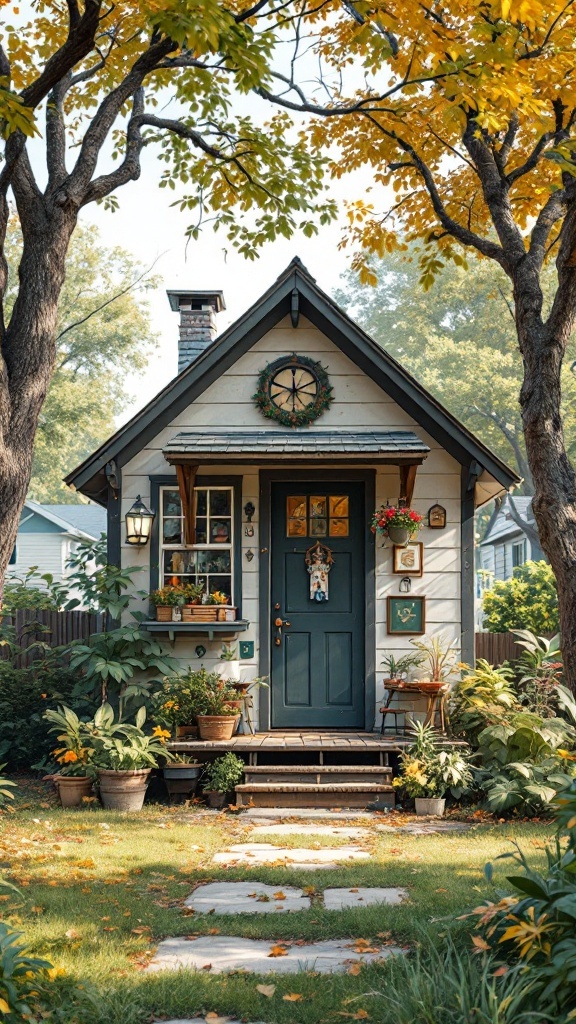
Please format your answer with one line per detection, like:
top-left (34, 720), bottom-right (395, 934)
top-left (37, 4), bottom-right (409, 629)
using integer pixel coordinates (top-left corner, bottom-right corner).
top-left (166, 289), bottom-right (226, 313)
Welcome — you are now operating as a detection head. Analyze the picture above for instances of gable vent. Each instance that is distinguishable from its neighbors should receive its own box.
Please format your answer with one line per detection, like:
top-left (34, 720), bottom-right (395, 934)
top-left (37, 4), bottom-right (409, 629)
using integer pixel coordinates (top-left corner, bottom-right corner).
top-left (167, 289), bottom-right (226, 374)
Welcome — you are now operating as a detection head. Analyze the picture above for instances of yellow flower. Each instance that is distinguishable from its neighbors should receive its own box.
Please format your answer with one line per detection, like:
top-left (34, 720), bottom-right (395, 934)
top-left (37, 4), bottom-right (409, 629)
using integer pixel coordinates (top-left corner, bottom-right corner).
top-left (152, 726), bottom-right (171, 740)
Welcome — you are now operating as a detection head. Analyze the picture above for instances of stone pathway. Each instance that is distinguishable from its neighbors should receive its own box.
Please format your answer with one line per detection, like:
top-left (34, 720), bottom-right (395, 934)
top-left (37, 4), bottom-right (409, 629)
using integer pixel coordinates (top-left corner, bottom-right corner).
top-left (213, 842), bottom-right (370, 869)
top-left (323, 886), bottom-right (407, 909)
top-left (147, 935), bottom-right (404, 975)
top-left (185, 882), bottom-right (310, 915)
top-left (239, 807), bottom-right (377, 820)
top-left (248, 824), bottom-right (365, 838)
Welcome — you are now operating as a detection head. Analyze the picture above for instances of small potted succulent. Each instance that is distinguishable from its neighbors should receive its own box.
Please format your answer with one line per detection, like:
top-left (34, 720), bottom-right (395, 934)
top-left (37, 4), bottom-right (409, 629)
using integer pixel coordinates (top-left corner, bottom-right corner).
top-left (393, 722), bottom-right (472, 816)
top-left (163, 752), bottom-right (203, 801)
top-left (381, 652), bottom-right (424, 686)
top-left (215, 644), bottom-right (240, 683)
top-left (371, 504), bottom-right (423, 546)
top-left (44, 706), bottom-right (96, 808)
top-left (149, 585), bottom-right (186, 622)
top-left (182, 582), bottom-right (205, 622)
top-left (202, 753), bottom-right (245, 808)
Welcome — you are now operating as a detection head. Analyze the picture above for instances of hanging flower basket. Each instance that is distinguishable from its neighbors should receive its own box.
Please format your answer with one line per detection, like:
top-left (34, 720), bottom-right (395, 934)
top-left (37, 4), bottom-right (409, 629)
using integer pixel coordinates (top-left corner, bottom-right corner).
top-left (371, 505), bottom-right (423, 546)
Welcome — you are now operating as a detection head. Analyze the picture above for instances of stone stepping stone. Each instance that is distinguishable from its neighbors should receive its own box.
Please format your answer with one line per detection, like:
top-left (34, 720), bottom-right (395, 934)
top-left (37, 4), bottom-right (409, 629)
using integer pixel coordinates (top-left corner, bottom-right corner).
top-left (185, 882), bottom-right (310, 915)
top-left (249, 824), bottom-right (366, 839)
top-left (147, 935), bottom-right (404, 975)
top-left (399, 822), bottom-right (473, 835)
top-left (212, 843), bottom-right (370, 868)
top-left (323, 887), bottom-right (408, 910)
top-left (240, 808), bottom-right (376, 821)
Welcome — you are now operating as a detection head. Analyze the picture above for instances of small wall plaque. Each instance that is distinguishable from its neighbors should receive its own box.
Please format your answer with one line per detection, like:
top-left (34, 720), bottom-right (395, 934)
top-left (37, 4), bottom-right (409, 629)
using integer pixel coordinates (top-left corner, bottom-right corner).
top-left (239, 640), bottom-right (254, 660)
top-left (427, 503), bottom-right (447, 529)
top-left (387, 596), bottom-right (426, 635)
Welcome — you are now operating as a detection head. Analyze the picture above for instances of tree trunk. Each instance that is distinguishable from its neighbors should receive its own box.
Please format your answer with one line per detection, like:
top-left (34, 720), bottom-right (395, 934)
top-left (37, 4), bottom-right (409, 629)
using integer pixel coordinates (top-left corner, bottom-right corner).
top-left (517, 312), bottom-right (576, 690)
top-left (0, 212), bottom-right (76, 599)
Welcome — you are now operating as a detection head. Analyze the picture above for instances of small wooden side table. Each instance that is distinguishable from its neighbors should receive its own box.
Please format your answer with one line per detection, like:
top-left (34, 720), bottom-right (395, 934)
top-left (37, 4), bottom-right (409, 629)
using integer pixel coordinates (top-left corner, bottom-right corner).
top-left (380, 680), bottom-right (450, 735)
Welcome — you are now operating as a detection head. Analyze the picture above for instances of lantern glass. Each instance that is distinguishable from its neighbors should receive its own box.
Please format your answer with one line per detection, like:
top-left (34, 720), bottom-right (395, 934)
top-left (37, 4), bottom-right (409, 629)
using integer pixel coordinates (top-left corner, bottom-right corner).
top-left (125, 496), bottom-right (155, 546)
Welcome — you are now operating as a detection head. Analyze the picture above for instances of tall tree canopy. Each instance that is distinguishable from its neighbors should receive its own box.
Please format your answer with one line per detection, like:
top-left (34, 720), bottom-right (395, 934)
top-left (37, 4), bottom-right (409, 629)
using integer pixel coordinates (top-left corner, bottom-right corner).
top-left (336, 253), bottom-right (576, 493)
top-left (15, 223), bottom-right (155, 503)
top-left (0, 0), bottom-right (334, 599)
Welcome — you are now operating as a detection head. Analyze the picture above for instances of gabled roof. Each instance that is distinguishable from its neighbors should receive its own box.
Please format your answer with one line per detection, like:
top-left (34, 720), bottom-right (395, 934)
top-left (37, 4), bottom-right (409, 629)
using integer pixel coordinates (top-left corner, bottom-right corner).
top-left (21, 500), bottom-right (107, 540)
top-left (66, 257), bottom-right (520, 504)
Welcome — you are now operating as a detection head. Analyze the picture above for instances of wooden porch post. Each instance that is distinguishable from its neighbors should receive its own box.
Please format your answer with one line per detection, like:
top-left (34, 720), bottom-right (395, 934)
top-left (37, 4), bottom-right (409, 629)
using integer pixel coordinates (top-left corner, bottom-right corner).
top-left (399, 464), bottom-right (418, 507)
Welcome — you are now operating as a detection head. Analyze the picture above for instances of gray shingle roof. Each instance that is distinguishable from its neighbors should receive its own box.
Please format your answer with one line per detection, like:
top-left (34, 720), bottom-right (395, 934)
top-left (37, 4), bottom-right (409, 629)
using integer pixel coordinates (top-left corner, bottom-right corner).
top-left (163, 430), bottom-right (430, 457)
top-left (481, 496), bottom-right (533, 545)
top-left (45, 504), bottom-right (107, 538)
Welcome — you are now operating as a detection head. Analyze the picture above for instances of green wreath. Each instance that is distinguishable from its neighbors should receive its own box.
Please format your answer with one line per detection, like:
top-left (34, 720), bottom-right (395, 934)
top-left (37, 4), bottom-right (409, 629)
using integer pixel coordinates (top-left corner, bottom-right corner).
top-left (253, 354), bottom-right (334, 428)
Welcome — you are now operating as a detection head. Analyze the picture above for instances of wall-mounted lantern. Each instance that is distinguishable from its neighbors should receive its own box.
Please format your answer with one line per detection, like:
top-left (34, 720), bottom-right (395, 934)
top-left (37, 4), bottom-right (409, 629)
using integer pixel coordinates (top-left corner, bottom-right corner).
top-left (125, 495), bottom-right (155, 546)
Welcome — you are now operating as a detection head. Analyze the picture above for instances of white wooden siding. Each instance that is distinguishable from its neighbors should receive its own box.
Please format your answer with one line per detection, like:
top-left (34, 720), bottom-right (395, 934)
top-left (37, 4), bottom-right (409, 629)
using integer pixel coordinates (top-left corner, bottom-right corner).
top-left (121, 315), bottom-right (462, 727)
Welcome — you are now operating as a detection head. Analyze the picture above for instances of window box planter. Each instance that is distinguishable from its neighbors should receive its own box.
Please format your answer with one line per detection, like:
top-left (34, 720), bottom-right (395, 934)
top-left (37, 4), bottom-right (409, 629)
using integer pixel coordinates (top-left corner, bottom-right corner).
top-left (97, 768), bottom-right (151, 812)
top-left (191, 607), bottom-right (219, 622)
top-left (156, 606), bottom-right (173, 622)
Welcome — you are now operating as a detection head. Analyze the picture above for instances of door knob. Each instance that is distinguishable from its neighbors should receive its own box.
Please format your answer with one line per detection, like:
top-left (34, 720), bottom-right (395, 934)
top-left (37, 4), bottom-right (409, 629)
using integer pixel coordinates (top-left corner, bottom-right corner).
top-left (274, 617), bottom-right (283, 628)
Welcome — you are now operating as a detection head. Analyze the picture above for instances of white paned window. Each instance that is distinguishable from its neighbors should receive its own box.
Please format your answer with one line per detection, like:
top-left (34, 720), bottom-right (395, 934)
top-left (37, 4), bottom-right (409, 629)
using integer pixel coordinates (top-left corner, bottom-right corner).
top-left (160, 485), bottom-right (233, 602)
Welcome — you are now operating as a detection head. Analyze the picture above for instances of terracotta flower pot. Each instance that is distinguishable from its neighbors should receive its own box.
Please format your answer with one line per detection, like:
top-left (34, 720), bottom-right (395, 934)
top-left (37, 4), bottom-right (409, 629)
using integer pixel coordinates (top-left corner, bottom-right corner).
top-left (176, 724), bottom-right (198, 739)
top-left (55, 775), bottom-right (93, 808)
top-left (156, 606), bottom-right (173, 622)
top-left (204, 790), bottom-right (227, 809)
top-left (415, 797), bottom-right (445, 817)
top-left (196, 715), bottom-right (237, 741)
top-left (97, 768), bottom-right (151, 812)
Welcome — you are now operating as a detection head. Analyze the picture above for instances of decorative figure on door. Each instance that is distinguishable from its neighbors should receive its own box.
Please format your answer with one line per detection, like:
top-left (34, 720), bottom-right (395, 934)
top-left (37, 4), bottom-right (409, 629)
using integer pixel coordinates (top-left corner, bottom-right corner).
top-left (305, 542), bottom-right (334, 602)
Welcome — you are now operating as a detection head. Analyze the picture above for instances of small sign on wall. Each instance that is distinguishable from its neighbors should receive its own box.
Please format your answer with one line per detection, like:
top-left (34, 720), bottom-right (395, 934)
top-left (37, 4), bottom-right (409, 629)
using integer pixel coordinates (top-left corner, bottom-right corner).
top-left (239, 640), bottom-right (254, 659)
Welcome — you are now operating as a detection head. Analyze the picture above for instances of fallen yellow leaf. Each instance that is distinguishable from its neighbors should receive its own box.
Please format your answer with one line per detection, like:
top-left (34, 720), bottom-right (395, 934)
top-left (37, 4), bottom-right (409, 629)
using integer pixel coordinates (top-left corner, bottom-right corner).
top-left (283, 993), bottom-right (303, 1002)
top-left (256, 984), bottom-right (276, 997)
top-left (268, 944), bottom-right (289, 958)
top-left (273, 891), bottom-right (286, 900)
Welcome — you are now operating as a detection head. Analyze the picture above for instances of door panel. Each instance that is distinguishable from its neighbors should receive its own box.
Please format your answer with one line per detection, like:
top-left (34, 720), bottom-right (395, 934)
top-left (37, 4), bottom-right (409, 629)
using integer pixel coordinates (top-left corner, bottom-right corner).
top-left (270, 481), bottom-right (365, 729)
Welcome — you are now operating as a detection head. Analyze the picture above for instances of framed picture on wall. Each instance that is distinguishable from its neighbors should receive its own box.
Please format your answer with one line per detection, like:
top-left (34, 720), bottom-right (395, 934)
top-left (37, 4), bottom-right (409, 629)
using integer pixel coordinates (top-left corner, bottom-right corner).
top-left (387, 596), bottom-right (426, 635)
top-left (392, 542), bottom-right (423, 576)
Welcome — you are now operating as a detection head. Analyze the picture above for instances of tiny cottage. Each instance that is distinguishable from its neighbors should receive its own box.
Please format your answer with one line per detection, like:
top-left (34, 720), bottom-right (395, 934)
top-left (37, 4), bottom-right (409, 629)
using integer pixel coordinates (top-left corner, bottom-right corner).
top-left (67, 258), bottom-right (519, 760)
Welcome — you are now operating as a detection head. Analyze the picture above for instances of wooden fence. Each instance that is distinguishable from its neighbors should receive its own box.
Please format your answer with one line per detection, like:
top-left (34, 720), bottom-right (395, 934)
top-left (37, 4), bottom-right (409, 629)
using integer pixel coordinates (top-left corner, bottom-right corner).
top-left (475, 631), bottom-right (556, 665)
top-left (0, 609), bottom-right (105, 667)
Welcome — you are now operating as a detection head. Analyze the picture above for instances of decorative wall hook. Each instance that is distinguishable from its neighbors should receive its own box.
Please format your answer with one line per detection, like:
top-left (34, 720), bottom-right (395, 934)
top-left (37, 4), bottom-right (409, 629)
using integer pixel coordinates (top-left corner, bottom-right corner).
top-left (245, 525), bottom-right (254, 537)
top-left (245, 548), bottom-right (254, 562)
top-left (399, 576), bottom-right (412, 593)
top-left (244, 501), bottom-right (255, 523)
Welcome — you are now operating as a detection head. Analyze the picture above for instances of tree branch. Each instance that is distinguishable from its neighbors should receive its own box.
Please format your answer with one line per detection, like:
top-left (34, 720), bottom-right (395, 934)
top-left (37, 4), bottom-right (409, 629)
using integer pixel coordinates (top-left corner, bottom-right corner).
top-left (80, 88), bottom-right (146, 205)
top-left (20, 0), bottom-right (102, 109)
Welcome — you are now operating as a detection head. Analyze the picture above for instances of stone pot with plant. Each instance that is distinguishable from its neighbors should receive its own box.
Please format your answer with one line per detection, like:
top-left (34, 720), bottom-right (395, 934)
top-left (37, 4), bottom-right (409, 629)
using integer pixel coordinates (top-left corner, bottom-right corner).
top-left (393, 721), bottom-right (472, 816)
top-left (371, 504), bottom-right (423, 547)
top-left (163, 753), bottom-right (203, 801)
top-left (44, 705), bottom-right (97, 808)
top-left (82, 703), bottom-right (175, 812)
top-left (149, 585), bottom-right (186, 622)
top-left (202, 752), bottom-right (245, 808)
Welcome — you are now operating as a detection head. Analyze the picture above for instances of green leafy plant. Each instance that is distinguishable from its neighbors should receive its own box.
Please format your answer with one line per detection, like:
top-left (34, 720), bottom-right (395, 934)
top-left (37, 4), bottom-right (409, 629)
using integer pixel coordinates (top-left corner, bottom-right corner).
top-left (381, 651), bottom-right (424, 680)
top-left (1, 566), bottom-right (70, 612)
top-left (151, 668), bottom-right (236, 727)
top-left (83, 703), bottom-right (174, 771)
top-left (410, 632), bottom-right (460, 682)
top-left (64, 537), bottom-right (146, 618)
top-left (149, 586), bottom-right (186, 608)
top-left (43, 706), bottom-right (96, 778)
top-left (393, 722), bottom-right (473, 799)
top-left (0, 766), bottom-right (16, 805)
top-left (468, 779), bottom-right (576, 1020)
top-left (513, 630), bottom-right (565, 719)
top-left (202, 753), bottom-right (245, 794)
top-left (220, 644), bottom-right (237, 662)
top-left (474, 713), bottom-right (576, 813)
top-left (450, 660), bottom-right (519, 744)
top-left (0, 921), bottom-right (53, 1018)
top-left (181, 582), bottom-right (204, 603)
top-left (482, 562), bottom-right (559, 634)
top-left (69, 625), bottom-right (176, 712)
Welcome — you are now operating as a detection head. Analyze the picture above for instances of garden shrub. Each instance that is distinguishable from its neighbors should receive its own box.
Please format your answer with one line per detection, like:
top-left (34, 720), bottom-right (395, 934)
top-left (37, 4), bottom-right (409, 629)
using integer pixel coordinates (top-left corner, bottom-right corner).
top-left (450, 660), bottom-right (519, 745)
top-left (0, 660), bottom-right (84, 770)
top-left (469, 779), bottom-right (576, 1021)
top-left (482, 561), bottom-right (558, 634)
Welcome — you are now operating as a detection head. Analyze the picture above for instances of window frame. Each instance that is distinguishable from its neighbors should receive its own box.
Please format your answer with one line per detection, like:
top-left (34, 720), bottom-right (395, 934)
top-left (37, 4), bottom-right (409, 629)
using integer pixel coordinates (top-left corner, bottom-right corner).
top-left (512, 538), bottom-right (526, 568)
top-left (149, 475), bottom-right (243, 613)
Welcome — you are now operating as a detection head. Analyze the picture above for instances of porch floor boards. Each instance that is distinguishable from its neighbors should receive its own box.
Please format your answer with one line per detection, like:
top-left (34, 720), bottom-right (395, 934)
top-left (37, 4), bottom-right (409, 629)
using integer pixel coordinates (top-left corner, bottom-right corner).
top-left (168, 730), bottom-right (464, 755)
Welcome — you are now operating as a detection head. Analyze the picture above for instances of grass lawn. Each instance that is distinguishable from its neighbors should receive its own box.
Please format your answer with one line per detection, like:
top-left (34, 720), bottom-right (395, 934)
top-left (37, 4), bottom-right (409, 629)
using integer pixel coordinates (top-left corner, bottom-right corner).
top-left (0, 779), bottom-right (555, 1024)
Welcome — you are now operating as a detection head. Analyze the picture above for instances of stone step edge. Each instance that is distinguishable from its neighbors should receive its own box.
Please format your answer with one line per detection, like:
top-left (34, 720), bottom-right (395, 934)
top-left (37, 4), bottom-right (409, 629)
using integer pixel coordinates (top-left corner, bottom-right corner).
top-left (244, 765), bottom-right (392, 774)
top-left (235, 782), bottom-right (394, 793)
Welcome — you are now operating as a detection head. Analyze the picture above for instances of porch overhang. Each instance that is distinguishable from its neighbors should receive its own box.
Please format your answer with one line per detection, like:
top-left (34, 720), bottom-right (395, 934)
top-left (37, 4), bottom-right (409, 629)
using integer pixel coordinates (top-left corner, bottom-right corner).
top-left (162, 430), bottom-right (430, 466)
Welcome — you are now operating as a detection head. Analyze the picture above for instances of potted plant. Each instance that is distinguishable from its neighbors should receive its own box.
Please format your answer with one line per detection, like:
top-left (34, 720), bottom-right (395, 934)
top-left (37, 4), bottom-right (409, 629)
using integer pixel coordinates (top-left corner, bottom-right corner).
top-left (84, 703), bottom-right (175, 811)
top-left (216, 644), bottom-right (240, 683)
top-left (381, 652), bottom-right (424, 686)
top-left (202, 752), bottom-right (245, 808)
top-left (163, 753), bottom-right (203, 801)
top-left (209, 590), bottom-right (230, 621)
top-left (182, 582), bottom-right (205, 621)
top-left (149, 585), bottom-right (186, 622)
top-left (410, 632), bottom-right (460, 692)
top-left (371, 504), bottom-right (423, 546)
top-left (151, 668), bottom-right (217, 738)
top-left (44, 706), bottom-right (96, 808)
top-left (196, 679), bottom-right (240, 741)
top-left (393, 721), bottom-right (472, 816)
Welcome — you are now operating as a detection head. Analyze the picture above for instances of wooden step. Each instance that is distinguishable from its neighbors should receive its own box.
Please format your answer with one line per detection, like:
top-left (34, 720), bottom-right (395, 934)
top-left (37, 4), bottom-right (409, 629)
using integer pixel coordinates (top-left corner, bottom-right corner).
top-left (235, 781), bottom-right (395, 809)
top-left (243, 765), bottom-right (392, 786)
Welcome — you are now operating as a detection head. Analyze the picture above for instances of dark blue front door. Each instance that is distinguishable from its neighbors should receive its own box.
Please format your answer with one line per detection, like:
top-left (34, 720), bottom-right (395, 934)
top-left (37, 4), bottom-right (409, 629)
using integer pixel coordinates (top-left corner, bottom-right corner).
top-left (270, 481), bottom-right (365, 728)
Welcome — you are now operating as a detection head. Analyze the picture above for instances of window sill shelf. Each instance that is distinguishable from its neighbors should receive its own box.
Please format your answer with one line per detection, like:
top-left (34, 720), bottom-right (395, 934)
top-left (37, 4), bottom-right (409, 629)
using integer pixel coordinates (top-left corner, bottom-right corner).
top-left (141, 620), bottom-right (250, 642)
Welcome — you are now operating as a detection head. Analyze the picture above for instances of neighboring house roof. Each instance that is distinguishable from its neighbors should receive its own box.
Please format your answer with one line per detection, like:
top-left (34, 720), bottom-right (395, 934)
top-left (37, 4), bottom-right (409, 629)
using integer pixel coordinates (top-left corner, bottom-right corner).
top-left (481, 496), bottom-right (533, 546)
top-left (65, 257), bottom-right (520, 504)
top-left (162, 430), bottom-right (430, 460)
top-left (21, 500), bottom-right (107, 540)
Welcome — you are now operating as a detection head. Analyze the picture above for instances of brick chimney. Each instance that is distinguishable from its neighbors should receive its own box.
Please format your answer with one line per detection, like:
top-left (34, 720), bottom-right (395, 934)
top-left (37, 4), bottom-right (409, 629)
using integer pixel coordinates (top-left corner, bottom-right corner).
top-left (167, 289), bottom-right (226, 373)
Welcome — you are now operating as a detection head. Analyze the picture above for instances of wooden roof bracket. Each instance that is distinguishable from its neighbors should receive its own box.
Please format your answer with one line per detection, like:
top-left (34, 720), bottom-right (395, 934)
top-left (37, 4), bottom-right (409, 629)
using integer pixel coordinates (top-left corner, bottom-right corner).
top-left (175, 462), bottom-right (199, 545)
top-left (399, 463), bottom-right (418, 507)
